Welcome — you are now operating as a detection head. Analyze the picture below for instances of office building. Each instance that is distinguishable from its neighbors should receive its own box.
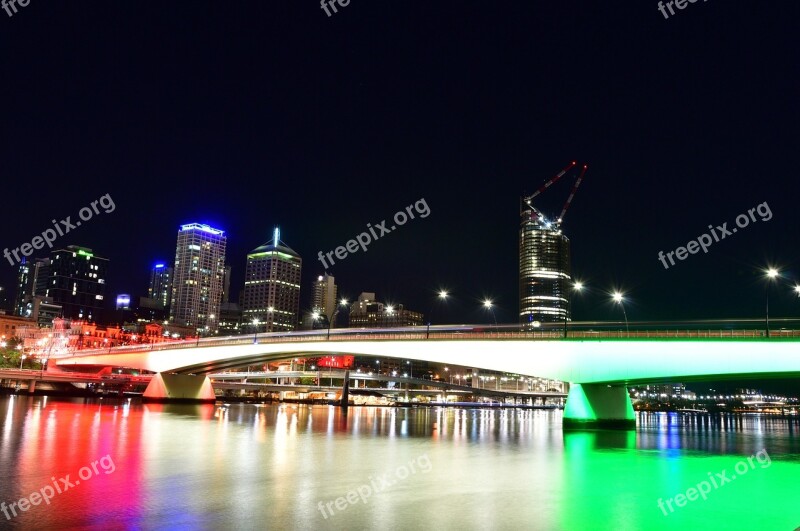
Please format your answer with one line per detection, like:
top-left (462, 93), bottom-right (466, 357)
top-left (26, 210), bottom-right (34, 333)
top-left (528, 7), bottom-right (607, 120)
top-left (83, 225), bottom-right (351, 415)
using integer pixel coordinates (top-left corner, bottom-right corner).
top-left (241, 227), bottom-right (302, 332)
top-left (13, 257), bottom-right (51, 316)
top-left (519, 207), bottom-right (571, 325)
top-left (45, 246), bottom-right (108, 322)
top-left (169, 223), bottom-right (227, 332)
top-left (312, 273), bottom-right (338, 318)
top-left (348, 292), bottom-right (423, 328)
top-left (148, 263), bottom-right (173, 309)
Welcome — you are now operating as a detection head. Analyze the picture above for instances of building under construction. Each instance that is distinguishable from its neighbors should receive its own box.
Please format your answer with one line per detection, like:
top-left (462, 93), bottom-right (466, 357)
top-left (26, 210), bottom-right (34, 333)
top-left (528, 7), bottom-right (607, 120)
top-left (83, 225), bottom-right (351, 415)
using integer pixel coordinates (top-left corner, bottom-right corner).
top-left (519, 161), bottom-right (588, 326)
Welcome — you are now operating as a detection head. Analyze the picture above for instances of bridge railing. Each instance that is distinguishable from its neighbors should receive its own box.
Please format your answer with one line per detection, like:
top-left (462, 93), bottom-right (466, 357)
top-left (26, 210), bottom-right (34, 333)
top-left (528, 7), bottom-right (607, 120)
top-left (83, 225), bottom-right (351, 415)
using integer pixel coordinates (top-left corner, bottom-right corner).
top-left (53, 327), bottom-right (800, 359)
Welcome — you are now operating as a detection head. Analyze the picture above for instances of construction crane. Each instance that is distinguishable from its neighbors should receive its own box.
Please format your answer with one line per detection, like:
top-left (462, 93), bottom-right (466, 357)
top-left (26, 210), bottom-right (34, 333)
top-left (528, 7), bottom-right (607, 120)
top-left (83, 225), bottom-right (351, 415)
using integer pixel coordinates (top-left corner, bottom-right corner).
top-left (522, 161), bottom-right (588, 229)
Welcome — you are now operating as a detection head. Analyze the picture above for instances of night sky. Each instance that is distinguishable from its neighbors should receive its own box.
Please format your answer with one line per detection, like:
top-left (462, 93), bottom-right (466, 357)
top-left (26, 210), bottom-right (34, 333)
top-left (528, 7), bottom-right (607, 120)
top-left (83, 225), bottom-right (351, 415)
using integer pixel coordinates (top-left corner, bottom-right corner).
top-left (2, 2), bottom-right (799, 336)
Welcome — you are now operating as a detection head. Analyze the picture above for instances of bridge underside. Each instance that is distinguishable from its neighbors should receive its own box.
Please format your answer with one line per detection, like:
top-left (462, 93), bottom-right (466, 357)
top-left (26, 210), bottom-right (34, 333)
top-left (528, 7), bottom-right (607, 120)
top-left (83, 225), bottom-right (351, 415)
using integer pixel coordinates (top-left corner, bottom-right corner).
top-left (56, 339), bottom-right (800, 428)
top-left (56, 339), bottom-right (800, 385)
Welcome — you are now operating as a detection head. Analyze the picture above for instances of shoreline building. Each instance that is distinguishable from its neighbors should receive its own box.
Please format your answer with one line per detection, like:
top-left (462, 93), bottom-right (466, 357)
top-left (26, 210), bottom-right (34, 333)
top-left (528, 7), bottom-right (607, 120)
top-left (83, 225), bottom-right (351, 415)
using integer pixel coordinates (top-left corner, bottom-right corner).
top-left (169, 223), bottom-right (227, 333)
top-left (519, 162), bottom-right (587, 326)
top-left (241, 227), bottom-right (302, 333)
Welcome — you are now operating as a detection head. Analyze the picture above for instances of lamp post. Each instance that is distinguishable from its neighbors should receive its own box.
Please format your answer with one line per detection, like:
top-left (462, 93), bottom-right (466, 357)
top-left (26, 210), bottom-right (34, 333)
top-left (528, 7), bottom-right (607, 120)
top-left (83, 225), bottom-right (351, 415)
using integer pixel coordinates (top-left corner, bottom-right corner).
top-left (427, 290), bottom-right (449, 339)
top-left (252, 318), bottom-right (260, 344)
top-left (19, 354), bottom-right (26, 370)
top-left (326, 298), bottom-right (348, 340)
top-left (384, 305), bottom-right (395, 328)
top-left (564, 281), bottom-right (584, 338)
top-left (765, 268), bottom-right (779, 338)
top-left (483, 299), bottom-right (497, 326)
top-left (612, 292), bottom-right (629, 336)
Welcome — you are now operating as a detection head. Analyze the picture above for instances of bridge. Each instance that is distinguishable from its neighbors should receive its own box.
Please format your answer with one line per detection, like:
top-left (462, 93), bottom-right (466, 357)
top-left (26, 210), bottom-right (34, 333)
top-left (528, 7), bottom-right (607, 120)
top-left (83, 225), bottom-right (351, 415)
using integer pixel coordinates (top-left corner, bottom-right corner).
top-left (52, 322), bottom-right (800, 428)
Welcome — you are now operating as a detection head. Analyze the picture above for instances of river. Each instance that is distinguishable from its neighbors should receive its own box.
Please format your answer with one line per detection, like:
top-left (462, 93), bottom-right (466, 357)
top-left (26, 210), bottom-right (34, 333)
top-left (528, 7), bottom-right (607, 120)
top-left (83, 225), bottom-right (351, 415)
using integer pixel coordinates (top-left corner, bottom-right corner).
top-left (0, 396), bottom-right (798, 530)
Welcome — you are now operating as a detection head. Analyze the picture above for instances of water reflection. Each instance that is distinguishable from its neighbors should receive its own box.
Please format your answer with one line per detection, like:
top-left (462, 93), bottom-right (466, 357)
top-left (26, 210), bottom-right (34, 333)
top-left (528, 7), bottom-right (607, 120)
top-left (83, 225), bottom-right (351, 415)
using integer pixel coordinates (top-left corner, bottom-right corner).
top-left (1, 398), bottom-right (799, 530)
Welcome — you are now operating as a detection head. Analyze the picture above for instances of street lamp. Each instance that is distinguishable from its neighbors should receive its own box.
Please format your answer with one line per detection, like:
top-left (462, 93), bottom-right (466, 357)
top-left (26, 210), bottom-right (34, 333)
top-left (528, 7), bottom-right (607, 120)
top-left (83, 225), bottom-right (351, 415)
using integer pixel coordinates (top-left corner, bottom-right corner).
top-left (612, 291), bottom-right (629, 336)
top-left (765, 268), bottom-right (780, 338)
top-left (564, 281), bottom-right (584, 338)
top-left (19, 354), bottom-right (26, 370)
top-left (252, 318), bottom-right (260, 343)
top-left (427, 290), bottom-right (449, 339)
top-left (384, 305), bottom-right (395, 328)
top-left (326, 298), bottom-right (349, 340)
top-left (483, 299), bottom-right (497, 326)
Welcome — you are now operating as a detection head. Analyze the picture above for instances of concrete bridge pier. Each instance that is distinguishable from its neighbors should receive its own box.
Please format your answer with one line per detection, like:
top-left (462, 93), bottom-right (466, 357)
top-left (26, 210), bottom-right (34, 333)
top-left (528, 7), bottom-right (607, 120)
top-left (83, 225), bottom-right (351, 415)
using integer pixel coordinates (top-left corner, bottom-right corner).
top-left (563, 384), bottom-right (636, 430)
top-left (27, 380), bottom-right (36, 394)
top-left (142, 373), bottom-right (216, 403)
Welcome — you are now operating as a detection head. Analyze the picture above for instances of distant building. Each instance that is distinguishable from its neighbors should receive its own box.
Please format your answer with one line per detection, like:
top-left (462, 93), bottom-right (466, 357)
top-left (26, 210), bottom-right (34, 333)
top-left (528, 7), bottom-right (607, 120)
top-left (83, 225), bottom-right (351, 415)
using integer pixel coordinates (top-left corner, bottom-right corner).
top-left (20, 295), bottom-right (62, 327)
top-left (116, 294), bottom-right (131, 310)
top-left (135, 296), bottom-right (170, 322)
top-left (45, 246), bottom-right (108, 322)
top-left (147, 263), bottom-right (173, 309)
top-left (241, 227), bottom-right (302, 332)
top-left (312, 273), bottom-right (338, 318)
top-left (169, 223), bottom-right (227, 333)
top-left (222, 265), bottom-right (232, 304)
top-left (218, 302), bottom-right (243, 335)
top-left (0, 313), bottom-right (34, 339)
top-left (519, 207), bottom-right (570, 325)
top-left (348, 292), bottom-right (423, 328)
top-left (13, 257), bottom-right (51, 316)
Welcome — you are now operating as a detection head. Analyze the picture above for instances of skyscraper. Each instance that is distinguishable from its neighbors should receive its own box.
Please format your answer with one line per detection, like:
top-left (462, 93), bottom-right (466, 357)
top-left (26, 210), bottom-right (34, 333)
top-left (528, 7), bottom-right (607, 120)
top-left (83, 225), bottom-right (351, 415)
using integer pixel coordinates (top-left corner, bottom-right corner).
top-left (241, 227), bottom-right (302, 332)
top-left (13, 257), bottom-right (50, 316)
top-left (518, 208), bottom-right (571, 325)
top-left (148, 263), bottom-right (173, 309)
top-left (312, 273), bottom-right (338, 318)
top-left (47, 246), bottom-right (109, 321)
top-left (169, 223), bottom-right (227, 332)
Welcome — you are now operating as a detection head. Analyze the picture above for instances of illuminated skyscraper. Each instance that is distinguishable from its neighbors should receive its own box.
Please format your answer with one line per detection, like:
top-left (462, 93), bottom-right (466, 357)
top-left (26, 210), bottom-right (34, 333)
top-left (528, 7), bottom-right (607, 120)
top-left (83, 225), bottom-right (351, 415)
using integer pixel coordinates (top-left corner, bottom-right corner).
top-left (169, 223), bottom-right (227, 332)
top-left (312, 273), bottom-right (338, 317)
top-left (241, 227), bottom-right (302, 332)
top-left (519, 208), bottom-right (571, 325)
top-left (148, 263), bottom-right (173, 309)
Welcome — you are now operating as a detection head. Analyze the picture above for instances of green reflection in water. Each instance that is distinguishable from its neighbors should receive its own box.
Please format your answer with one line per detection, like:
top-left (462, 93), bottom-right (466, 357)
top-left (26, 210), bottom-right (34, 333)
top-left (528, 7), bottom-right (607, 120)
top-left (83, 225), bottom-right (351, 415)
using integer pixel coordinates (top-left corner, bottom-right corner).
top-left (562, 430), bottom-right (799, 530)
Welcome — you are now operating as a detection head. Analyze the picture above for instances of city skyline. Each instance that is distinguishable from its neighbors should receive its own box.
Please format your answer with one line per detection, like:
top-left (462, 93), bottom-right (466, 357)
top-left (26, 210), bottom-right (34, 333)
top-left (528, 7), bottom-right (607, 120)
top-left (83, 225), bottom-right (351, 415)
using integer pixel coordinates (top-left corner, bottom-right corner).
top-left (2, 3), bottom-right (798, 329)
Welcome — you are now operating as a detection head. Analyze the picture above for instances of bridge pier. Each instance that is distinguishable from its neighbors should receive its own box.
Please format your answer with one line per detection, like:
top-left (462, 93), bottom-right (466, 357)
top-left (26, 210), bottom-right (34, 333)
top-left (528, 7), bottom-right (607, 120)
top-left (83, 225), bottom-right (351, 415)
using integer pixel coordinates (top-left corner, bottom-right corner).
top-left (340, 369), bottom-right (350, 409)
top-left (563, 384), bottom-right (636, 430)
top-left (142, 373), bottom-right (216, 403)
